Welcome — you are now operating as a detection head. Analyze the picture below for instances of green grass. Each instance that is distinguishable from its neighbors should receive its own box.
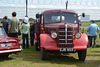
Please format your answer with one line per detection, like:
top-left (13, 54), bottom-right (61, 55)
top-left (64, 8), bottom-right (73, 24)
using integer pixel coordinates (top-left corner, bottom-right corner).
top-left (80, 22), bottom-right (100, 27)
top-left (0, 22), bottom-right (100, 67)
top-left (0, 45), bottom-right (100, 67)
top-left (0, 23), bottom-right (2, 25)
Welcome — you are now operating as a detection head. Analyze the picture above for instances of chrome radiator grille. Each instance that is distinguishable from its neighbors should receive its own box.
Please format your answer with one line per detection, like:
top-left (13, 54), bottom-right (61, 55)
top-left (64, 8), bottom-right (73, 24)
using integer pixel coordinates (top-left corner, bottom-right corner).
top-left (58, 28), bottom-right (74, 47)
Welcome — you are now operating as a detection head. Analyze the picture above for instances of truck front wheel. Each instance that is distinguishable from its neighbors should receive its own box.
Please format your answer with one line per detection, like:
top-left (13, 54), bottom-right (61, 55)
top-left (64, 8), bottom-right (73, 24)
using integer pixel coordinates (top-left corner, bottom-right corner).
top-left (78, 50), bottom-right (87, 61)
top-left (41, 47), bottom-right (47, 60)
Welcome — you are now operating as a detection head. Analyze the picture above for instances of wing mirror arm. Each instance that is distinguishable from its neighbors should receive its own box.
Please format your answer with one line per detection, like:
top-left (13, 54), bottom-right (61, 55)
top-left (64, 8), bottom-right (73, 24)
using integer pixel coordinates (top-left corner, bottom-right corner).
top-left (78, 13), bottom-right (85, 17)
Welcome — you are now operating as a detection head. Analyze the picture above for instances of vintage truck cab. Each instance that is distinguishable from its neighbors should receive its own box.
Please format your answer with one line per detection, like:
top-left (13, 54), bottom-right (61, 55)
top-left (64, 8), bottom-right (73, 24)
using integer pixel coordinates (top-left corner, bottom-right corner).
top-left (35, 9), bottom-right (88, 61)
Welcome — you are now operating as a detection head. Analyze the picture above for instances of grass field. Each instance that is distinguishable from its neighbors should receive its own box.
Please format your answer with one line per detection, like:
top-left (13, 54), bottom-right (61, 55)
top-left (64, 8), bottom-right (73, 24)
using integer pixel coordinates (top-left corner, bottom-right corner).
top-left (0, 22), bottom-right (100, 67)
top-left (80, 22), bottom-right (100, 27)
top-left (0, 45), bottom-right (100, 67)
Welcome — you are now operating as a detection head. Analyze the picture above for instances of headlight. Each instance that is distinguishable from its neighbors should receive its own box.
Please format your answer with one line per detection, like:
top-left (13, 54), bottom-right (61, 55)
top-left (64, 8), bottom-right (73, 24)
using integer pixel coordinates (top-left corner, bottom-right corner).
top-left (75, 33), bottom-right (81, 39)
top-left (51, 32), bottom-right (57, 38)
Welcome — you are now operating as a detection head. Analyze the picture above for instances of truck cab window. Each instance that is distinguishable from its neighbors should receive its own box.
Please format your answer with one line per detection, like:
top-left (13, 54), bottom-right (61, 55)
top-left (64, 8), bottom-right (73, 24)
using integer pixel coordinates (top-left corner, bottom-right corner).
top-left (52, 16), bottom-right (60, 22)
top-left (44, 12), bottom-right (60, 24)
top-left (44, 12), bottom-right (77, 24)
top-left (62, 16), bottom-right (65, 21)
top-left (62, 13), bottom-right (77, 23)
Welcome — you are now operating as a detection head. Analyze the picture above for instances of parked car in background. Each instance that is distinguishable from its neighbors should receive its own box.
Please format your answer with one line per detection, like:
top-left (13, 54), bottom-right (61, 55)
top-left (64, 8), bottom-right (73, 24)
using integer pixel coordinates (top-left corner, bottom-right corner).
top-left (0, 26), bottom-right (22, 58)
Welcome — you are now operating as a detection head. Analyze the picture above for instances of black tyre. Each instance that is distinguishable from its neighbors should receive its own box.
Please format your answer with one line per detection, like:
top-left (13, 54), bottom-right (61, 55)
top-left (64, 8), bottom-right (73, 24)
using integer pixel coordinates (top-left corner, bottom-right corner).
top-left (35, 42), bottom-right (40, 51)
top-left (41, 47), bottom-right (46, 60)
top-left (0, 55), bottom-right (9, 58)
top-left (78, 50), bottom-right (87, 61)
top-left (4, 55), bottom-right (9, 58)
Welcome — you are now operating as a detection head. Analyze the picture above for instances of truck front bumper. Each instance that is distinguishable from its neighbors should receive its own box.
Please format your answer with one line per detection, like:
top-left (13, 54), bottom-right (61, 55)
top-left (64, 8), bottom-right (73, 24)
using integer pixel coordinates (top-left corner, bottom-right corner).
top-left (44, 45), bottom-right (87, 51)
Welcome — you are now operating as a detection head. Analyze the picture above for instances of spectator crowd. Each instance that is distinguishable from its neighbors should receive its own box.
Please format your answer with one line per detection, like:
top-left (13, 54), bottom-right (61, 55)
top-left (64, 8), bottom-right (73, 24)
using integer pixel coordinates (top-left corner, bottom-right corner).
top-left (0, 12), bottom-right (35, 49)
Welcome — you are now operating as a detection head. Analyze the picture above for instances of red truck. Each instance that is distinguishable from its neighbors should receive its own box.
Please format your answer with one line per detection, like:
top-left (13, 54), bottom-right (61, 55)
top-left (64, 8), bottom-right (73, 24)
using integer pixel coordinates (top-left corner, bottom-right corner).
top-left (35, 9), bottom-right (88, 61)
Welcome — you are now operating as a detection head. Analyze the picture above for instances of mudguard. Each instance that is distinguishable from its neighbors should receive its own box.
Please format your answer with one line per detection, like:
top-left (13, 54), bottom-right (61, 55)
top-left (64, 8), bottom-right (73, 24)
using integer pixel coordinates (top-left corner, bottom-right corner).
top-left (40, 33), bottom-right (88, 51)
top-left (40, 34), bottom-right (59, 50)
top-left (73, 33), bottom-right (89, 50)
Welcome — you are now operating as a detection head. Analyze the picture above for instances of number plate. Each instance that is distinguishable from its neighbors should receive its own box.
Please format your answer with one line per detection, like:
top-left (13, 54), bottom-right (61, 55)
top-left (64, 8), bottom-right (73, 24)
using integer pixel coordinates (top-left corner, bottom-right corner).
top-left (1, 44), bottom-right (12, 48)
top-left (60, 48), bottom-right (73, 52)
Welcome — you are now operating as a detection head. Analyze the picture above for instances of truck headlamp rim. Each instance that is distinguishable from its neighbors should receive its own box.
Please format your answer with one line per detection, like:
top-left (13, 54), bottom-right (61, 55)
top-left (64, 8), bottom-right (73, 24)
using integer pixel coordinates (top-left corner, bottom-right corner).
top-left (75, 33), bottom-right (81, 39)
top-left (51, 32), bottom-right (57, 38)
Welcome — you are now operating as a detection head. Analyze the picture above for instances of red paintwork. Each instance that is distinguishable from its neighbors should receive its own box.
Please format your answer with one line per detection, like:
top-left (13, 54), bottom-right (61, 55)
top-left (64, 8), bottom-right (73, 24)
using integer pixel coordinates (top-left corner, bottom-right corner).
top-left (35, 33), bottom-right (38, 42)
top-left (45, 23), bottom-right (78, 29)
top-left (42, 9), bottom-right (78, 15)
top-left (0, 36), bottom-right (17, 43)
top-left (73, 33), bottom-right (89, 50)
top-left (0, 26), bottom-right (22, 55)
top-left (40, 33), bottom-right (88, 51)
top-left (35, 33), bottom-right (40, 43)
top-left (40, 34), bottom-right (59, 50)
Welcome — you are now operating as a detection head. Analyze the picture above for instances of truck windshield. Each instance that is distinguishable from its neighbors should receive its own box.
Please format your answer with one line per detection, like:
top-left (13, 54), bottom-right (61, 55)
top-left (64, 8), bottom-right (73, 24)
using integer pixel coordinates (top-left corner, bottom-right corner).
top-left (44, 12), bottom-right (61, 24)
top-left (44, 12), bottom-right (77, 23)
top-left (62, 12), bottom-right (77, 23)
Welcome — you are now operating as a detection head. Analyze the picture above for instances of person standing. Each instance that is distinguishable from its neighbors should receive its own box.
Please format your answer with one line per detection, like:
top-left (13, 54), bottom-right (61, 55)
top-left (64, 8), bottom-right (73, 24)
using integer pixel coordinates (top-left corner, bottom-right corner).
top-left (87, 24), bottom-right (91, 47)
top-left (20, 17), bottom-right (30, 49)
top-left (1, 16), bottom-right (8, 35)
top-left (36, 12), bottom-right (40, 22)
top-left (87, 20), bottom-right (99, 48)
top-left (8, 12), bottom-right (20, 38)
top-left (30, 22), bottom-right (35, 46)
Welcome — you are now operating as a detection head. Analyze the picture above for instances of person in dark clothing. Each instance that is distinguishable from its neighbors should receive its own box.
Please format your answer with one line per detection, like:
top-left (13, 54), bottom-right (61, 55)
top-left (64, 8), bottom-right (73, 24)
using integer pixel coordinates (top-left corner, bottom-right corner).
top-left (30, 22), bottom-right (35, 46)
top-left (36, 12), bottom-right (40, 19)
top-left (1, 16), bottom-right (8, 35)
top-left (36, 12), bottom-right (40, 22)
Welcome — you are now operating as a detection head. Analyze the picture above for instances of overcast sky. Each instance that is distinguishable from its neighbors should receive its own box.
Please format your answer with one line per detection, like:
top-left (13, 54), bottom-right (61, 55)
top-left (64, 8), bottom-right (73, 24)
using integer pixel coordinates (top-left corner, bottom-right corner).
top-left (0, 0), bottom-right (100, 20)
top-left (0, 0), bottom-right (100, 9)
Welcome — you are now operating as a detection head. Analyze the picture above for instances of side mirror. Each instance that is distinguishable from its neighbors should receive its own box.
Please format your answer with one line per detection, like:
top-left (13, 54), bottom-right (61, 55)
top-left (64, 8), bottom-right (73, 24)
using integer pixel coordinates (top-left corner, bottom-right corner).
top-left (82, 13), bottom-right (85, 17)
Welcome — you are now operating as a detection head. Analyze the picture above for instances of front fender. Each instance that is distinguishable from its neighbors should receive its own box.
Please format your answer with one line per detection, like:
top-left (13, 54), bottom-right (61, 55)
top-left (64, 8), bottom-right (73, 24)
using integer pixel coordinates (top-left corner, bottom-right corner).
top-left (40, 34), bottom-right (58, 50)
top-left (73, 33), bottom-right (89, 50)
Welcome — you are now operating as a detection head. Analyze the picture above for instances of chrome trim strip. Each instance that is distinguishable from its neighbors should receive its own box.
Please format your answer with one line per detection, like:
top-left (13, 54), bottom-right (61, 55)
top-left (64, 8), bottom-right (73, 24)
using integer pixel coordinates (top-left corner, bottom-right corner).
top-left (59, 35), bottom-right (73, 36)
top-left (59, 43), bottom-right (73, 44)
top-left (67, 43), bottom-right (73, 44)
top-left (59, 35), bottom-right (65, 36)
top-left (67, 35), bottom-right (73, 36)
top-left (59, 39), bottom-right (66, 40)
top-left (59, 31), bottom-right (65, 32)
top-left (59, 39), bottom-right (72, 40)
top-left (67, 31), bottom-right (73, 32)
top-left (0, 49), bottom-right (23, 54)
top-left (65, 24), bottom-right (67, 45)
top-left (67, 39), bottom-right (73, 40)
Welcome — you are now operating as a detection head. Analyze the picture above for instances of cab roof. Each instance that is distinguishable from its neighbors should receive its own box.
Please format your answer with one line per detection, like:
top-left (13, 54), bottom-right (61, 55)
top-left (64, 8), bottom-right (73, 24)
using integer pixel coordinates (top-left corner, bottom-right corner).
top-left (42, 9), bottom-right (78, 14)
